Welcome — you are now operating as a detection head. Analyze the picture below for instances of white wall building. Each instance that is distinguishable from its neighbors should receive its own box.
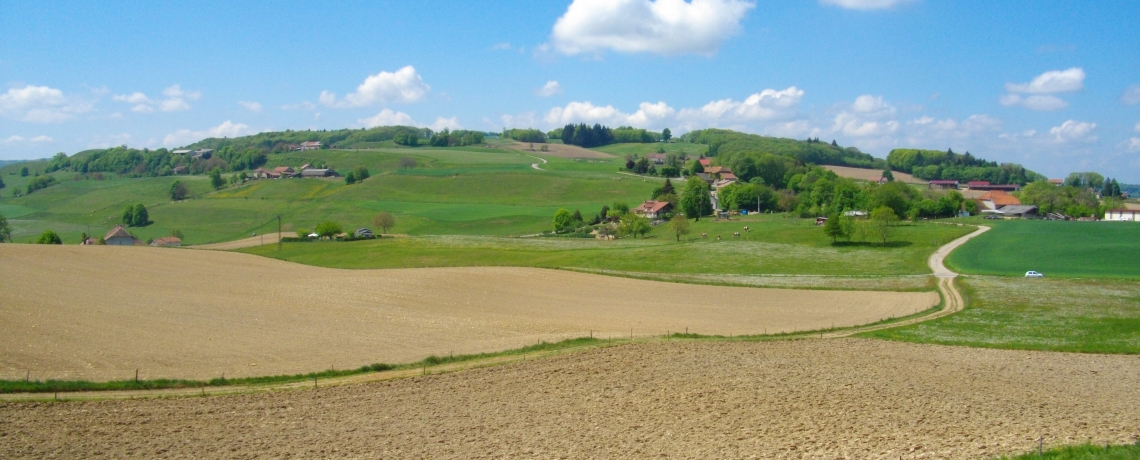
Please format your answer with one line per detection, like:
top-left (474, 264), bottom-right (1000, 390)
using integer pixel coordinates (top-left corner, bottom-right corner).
top-left (1104, 209), bottom-right (1140, 222)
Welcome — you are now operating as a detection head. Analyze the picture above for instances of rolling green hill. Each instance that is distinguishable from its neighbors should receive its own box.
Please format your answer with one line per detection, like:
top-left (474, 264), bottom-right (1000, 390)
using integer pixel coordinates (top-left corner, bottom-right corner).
top-left (946, 220), bottom-right (1140, 279)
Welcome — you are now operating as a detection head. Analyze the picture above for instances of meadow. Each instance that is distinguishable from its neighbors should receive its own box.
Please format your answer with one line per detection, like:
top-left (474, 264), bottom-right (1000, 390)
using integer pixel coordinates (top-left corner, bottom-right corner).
top-left (946, 219), bottom-right (1140, 279)
top-left (242, 216), bottom-right (974, 276)
top-left (862, 276), bottom-right (1140, 354)
top-left (0, 146), bottom-right (655, 244)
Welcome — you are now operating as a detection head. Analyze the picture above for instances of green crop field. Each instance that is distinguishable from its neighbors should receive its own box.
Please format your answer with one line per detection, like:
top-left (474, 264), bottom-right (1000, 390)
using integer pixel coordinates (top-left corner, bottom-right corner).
top-left (242, 216), bottom-right (973, 276)
top-left (946, 220), bottom-right (1140, 279)
top-left (862, 276), bottom-right (1140, 354)
top-left (999, 442), bottom-right (1140, 459)
top-left (0, 147), bottom-right (657, 244)
top-left (593, 141), bottom-right (709, 158)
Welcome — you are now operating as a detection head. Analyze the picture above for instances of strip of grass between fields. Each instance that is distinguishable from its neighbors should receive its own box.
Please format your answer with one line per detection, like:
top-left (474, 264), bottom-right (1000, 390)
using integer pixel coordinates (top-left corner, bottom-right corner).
top-left (996, 441), bottom-right (1140, 459)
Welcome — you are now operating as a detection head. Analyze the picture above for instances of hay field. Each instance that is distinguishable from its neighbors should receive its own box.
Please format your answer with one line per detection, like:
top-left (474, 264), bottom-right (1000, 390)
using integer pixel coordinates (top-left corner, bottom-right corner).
top-left (0, 245), bottom-right (934, 381)
top-left (824, 165), bottom-right (928, 184)
top-left (3, 339), bottom-right (1137, 459)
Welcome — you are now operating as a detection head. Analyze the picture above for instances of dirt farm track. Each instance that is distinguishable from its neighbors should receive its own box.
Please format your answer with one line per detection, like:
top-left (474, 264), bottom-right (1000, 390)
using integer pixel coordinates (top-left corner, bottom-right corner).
top-left (3, 339), bottom-right (1138, 459)
top-left (0, 245), bottom-right (934, 381)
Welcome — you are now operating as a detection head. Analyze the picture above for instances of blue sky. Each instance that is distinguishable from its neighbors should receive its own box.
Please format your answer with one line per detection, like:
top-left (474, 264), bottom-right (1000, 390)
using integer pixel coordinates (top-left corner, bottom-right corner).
top-left (2, 0), bottom-right (1139, 181)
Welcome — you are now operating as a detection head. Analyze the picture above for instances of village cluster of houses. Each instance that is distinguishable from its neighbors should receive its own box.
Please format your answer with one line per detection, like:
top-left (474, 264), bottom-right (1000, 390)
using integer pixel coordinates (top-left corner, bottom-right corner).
top-left (252, 164), bottom-right (340, 180)
top-left (928, 179), bottom-right (1139, 221)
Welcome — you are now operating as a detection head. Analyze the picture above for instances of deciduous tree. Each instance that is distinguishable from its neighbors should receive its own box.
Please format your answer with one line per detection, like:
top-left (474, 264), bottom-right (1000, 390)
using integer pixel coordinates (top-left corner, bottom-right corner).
top-left (0, 213), bottom-right (10, 243)
top-left (169, 181), bottom-right (189, 200)
top-left (372, 212), bottom-right (396, 234)
top-left (680, 176), bottom-right (712, 221)
top-left (553, 208), bottom-right (575, 232)
top-left (870, 206), bottom-right (898, 244)
top-left (36, 229), bottom-right (62, 244)
top-left (315, 221), bottom-right (343, 239)
top-left (669, 213), bottom-right (690, 241)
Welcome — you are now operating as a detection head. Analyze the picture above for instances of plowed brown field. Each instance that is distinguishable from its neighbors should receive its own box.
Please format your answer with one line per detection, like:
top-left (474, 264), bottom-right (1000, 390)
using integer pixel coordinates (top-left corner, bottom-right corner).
top-left (3, 339), bottom-right (1137, 459)
top-left (0, 245), bottom-right (935, 381)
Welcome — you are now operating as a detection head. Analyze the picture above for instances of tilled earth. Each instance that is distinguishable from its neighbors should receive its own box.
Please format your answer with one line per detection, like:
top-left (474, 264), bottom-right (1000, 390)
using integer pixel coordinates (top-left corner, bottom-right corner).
top-left (2, 339), bottom-right (1137, 459)
top-left (0, 245), bottom-right (932, 381)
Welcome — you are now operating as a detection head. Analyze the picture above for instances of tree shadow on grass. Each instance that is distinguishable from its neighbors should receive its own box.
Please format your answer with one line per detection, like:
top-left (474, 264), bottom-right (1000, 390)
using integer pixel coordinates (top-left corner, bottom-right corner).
top-left (830, 241), bottom-right (913, 248)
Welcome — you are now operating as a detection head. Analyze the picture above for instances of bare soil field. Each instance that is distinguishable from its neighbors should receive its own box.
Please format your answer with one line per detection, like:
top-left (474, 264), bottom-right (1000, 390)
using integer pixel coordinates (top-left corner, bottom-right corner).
top-left (503, 140), bottom-right (616, 159)
top-left (0, 245), bottom-right (934, 381)
top-left (3, 339), bottom-right (1137, 459)
top-left (192, 232), bottom-right (287, 250)
top-left (825, 165), bottom-right (928, 185)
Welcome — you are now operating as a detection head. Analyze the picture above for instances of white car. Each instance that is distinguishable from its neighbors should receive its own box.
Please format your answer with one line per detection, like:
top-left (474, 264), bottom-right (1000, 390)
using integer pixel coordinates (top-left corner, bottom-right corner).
top-left (1025, 271), bottom-right (1044, 278)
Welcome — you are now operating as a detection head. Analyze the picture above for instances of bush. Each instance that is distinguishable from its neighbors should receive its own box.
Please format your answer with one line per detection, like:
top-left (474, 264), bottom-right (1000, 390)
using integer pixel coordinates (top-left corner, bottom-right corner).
top-left (36, 230), bottom-right (62, 244)
top-left (25, 175), bottom-right (56, 194)
top-left (315, 221), bottom-right (343, 239)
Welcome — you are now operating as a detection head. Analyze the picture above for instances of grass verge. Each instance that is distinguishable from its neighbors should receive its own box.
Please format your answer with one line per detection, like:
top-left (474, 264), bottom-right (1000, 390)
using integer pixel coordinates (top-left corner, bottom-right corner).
top-left (997, 441), bottom-right (1140, 459)
top-left (0, 337), bottom-right (605, 394)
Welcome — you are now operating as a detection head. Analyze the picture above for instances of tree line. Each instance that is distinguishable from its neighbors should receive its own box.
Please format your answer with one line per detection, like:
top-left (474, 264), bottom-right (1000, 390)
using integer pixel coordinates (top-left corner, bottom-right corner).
top-left (887, 148), bottom-right (1043, 185)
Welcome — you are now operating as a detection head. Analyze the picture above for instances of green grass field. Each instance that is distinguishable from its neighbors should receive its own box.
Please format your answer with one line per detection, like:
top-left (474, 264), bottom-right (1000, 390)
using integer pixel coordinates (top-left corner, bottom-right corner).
top-left (241, 216), bottom-right (973, 276)
top-left (947, 220), bottom-right (1140, 279)
top-left (593, 141), bottom-right (709, 159)
top-left (862, 276), bottom-right (1140, 354)
top-left (0, 146), bottom-right (657, 244)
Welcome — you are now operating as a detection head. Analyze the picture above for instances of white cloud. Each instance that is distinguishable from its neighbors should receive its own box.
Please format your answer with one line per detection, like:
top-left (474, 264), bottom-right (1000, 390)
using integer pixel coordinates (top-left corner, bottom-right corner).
top-left (0, 85), bottom-right (92, 123)
top-left (1135, 121), bottom-right (1140, 132)
top-left (1005, 68), bottom-right (1085, 94)
top-left (321, 66), bottom-right (430, 108)
top-left (829, 94), bottom-right (899, 137)
top-left (544, 100), bottom-right (678, 128)
top-left (112, 84), bottom-right (200, 113)
top-left (820, 0), bottom-right (916, 10)
top-left (357, 109), bottom-right (416, 128)
top-left (29, 135), bottom-right (52, 143)
top-left (239, 101), bottom-right (263, 112)
top-left (1129, 138), bottom-right (1140, 151)
top-left (499, 113), bottom-right (540, 129)
top-left (678, 87), bottom-right (804, 123)
top-left (4, 135), bottom-right (24, 144)
top-left (550, 0), bottom-right (755, 56)
top-left (1125, 85), bottom-right (1140, 105)
top-left (537, 80), bottom-right (563, 97)
top-left (163, 121), bottom-right (254, 147)
top-left (1049, 120), bottom-right (1097, 143)
top-left (850, 94), bottom-right (894, 114)
top-left (998, 94), bottom-right (1069, 111)
top-left (429, 117), bottom-right (462, 131)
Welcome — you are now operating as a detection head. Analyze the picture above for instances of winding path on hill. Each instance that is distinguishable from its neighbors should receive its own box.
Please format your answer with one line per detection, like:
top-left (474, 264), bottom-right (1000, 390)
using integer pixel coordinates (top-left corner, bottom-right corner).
top-left (528, 155), bottom-right (547, 170)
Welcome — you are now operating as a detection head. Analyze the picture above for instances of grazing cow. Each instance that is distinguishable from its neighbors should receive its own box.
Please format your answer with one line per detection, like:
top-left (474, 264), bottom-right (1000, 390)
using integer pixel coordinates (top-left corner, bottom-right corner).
top-left (701, 233), bottom-right (708, 239)
top-left (743, 226), bottom-right (750, 232)
top-left (716, 235), bottom-right (722, 240)
top-left (733, 232), bottom-right (740, 238)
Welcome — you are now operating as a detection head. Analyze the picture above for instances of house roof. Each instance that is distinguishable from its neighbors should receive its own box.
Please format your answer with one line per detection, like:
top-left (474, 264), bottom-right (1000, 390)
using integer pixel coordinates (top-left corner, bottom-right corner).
top-left (979, 190), bottom-right (1021, 206)
top-left (698, 158), bottom-right (710, 166)
top-left (968, 181), bottom-right (991, 186)
top-left (634, 200), bottom-right (672, 213)
top-left (273, 166), bottom-right (295, 173)
top-left (172, 149), bottom-right (192, 154)
top-left (301, 141), bottom-right (321, 146)
top-left (1048, 179), bottom-right (1064, 184)
top-left (104, 226), bottom-right (133, 240)
top-left (720, 172), bottom-right (738, 181)
top-left (929, 180), bottom-right (959, 185)
top-left (705, 166), bottom-right (731, 175)
top-left (997, 205), bottom-right (1037, 215)
top-left (695, 173), bottom-right (713, 182)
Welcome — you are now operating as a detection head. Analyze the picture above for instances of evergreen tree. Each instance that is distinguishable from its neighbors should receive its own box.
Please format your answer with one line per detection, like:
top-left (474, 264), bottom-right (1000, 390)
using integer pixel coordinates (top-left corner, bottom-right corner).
top-left (661, 128), bottom-right (672, 143)
top-left (661, 177), bottom-right (675, 195)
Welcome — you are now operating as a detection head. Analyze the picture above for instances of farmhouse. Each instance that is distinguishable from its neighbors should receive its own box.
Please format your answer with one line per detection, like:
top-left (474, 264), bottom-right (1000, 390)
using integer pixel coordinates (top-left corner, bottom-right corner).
top-left (104, 226), bottom-right (138, 246)
top-left (298, 141), bottom-right (321, 151)
top-left (172, 149), bottom-right (192, 155)
top-left (928, 180), bottom-right (959, 190)
top-left (713, 178), bottom-right (737, 190)
top-left (993, 205), bottom-right (1038, 219)
top-left (705, 166), bottom-right (731, 176)
top-left (978, 190), bottom-right (1021, 211)
top-left (150, 236), bottom-right (182, 247)
top-left (633, 200), bottom-right (673, 219)
top-left (698, 158), bottom-right (711, 167)
top-left (193, 149), bottom-right (213, 159)
top-left (646, 153), bottom-right (666, 164)
top-left (1048, 179), bottom-right (1064, 186)
top-left (1104, 209), bottom-right (1140, 222)
top-left (300, 168), bottom-right (340, 178)
top-left (354, 228), bottom-right (374, 238)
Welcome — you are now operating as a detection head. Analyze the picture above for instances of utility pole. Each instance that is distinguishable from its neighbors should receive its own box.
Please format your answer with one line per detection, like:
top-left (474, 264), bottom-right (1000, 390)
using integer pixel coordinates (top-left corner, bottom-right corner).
top-left (277, 215), bottom-right (282, 251)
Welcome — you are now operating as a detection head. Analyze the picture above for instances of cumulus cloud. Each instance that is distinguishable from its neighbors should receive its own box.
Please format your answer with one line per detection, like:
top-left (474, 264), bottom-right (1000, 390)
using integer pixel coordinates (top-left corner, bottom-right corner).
top-left (1005, 68), bottom-right (1085, 94)
top-left (536, 80), bottom-right (563, 97)
top-left (819, 0), bottom-right (916, 10)
top-left (1124, 85), bottom-right (1140, 105)
top-left (357, 109), bottom-right (416, 128)
top-left (239, 101), bottom-right (263, 112)
top-left (1129, 138), bottom-right (1140, 151)
top-left (550, 0), bottom-right (755, 56)
top-left (163, 121), bottom-right (254, 147)
top-left (113, 84), bottom-right (200, 113)
top-left (544, 101), bottom-right (677, 127)
top-left (998, 94), bottom-right (1069, 111)
top-left (1049, 120), bottom-right (1097, 143)
top-left (0, 85), bottom-right (93, 123)
top-left (829, 95), bottom-right (899, 137)
top-left (429, 117), bottom-right (462, 131)
top-left (1135, 121), bottom-right (1140, 132)
top-left (321, 66), bottom-right (430, 108)
top-left (677, 87), bottom-right (804, 123)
